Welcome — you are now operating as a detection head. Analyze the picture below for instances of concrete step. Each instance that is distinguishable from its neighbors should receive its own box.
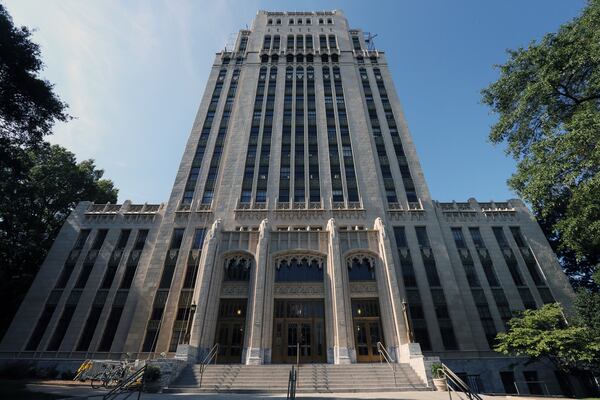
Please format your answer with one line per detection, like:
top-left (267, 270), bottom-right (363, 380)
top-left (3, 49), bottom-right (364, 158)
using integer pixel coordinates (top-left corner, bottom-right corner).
top-left (167, 363), bottom-right (430, 393)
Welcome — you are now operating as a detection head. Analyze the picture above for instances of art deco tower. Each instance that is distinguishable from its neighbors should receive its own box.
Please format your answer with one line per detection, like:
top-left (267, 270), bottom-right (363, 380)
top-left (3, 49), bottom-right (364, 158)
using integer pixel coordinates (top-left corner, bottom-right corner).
top-left (1, 9), bottom-right (575, 394)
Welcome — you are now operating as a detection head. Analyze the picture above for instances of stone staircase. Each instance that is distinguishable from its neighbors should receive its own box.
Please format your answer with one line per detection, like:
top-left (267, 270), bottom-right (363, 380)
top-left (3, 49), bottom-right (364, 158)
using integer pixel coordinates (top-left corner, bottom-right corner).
top-left (166, 363), bottom-right (429, 393)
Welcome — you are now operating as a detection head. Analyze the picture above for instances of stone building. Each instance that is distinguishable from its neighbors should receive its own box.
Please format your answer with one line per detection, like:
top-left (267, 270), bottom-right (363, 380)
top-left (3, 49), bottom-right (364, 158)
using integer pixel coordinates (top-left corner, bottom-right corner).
top-left (1, 10), bottom-right (580, 395)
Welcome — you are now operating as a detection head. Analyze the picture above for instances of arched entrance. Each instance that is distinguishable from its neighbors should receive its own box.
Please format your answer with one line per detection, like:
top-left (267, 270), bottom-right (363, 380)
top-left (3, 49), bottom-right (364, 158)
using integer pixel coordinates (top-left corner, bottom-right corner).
top-left (271, 253), bottom-right (327, 363)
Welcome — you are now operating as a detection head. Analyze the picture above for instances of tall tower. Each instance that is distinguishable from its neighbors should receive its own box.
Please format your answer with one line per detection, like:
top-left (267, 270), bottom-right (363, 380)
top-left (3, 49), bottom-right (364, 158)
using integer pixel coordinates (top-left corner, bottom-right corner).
top-left (1, 10), bottom-right (576, 394)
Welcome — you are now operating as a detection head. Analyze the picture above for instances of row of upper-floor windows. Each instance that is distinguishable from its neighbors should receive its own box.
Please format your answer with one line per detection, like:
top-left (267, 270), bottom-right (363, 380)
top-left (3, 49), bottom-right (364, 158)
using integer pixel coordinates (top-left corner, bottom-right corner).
top-left (263, 34), bottom-right (337, 51)
top-left (267, 17), bottom-right (334, 25)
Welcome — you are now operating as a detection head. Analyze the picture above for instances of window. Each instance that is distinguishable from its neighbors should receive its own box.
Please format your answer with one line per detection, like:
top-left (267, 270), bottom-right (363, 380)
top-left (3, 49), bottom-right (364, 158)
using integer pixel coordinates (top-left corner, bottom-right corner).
top-left (192, 228), bottom-right (206, 249)
top-left (224, 256), bottom-right (252, 281)
top-left (492, 227), bottom-right (509, 248)
top-left (241, 190), bottom-right (252, 203)
top-left (451, 227), bottom-right (466, 249)
top-left (289, 18), bottom-right (294, 24)
top-left (76, 306), bottom-right (103, 351)
top-left (134, 229), bottom-right (149, 250)
top-left (170, 228), bottom-right (185, 250)
top-left (74, 229), bottom-right (91, 250)
top-left (348, 255), bottom-right (376, 281)
top-left (275, 256), bottom-right (324, 282)
top-left (469, 227), bottom-right (485, 248)
top-left (276, 18), bottom-right (281, 25)
top-left (415, 226), bottom-right (430, 247)
top-left (267, 18), bottom-right (272, 25)
top-left (26, 305), bottom-right (56, 350)
top-left (91, 229), bottom-right (108, 250)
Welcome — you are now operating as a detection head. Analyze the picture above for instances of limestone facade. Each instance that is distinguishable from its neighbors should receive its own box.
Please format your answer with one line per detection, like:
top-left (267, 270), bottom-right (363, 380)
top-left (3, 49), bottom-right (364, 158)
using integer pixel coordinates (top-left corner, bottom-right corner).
top-left (1, 9), bottom-right (577, 395)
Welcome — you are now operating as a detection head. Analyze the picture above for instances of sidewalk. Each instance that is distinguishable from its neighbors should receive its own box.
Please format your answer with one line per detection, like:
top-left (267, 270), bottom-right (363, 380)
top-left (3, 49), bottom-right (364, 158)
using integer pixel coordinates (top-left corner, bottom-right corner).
top-left (26, 383), bottom-right (575, 400)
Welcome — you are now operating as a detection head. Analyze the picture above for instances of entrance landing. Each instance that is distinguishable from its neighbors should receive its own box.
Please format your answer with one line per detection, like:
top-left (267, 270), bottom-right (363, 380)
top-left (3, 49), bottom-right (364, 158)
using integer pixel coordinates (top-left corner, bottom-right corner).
top-left (166, 363), bottom-right (429, 393)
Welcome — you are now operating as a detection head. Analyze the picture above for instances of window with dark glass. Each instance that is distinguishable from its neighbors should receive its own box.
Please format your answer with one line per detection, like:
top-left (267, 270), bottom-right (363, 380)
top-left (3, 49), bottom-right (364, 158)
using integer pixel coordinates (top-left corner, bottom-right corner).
top-left (348, 255), bottom-right (376, 281)
top-left (181, 68), bottom-right (227, 205)
top-left (224, 257), bottom-right (252, 281)
top-left (275, 257), bottom-right (324, 282)
top-left (201, 68), bottom-right (240, 205)
top-left (359, 67), bottom-right (397, 203)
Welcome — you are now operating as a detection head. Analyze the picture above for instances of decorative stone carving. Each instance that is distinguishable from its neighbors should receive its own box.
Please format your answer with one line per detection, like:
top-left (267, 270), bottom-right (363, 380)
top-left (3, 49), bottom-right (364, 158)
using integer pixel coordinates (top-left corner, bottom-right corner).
top-left (326, 218), bottom-right (337, 239)
top-left (273, 253), bottom-right (325, 270)
top-left (345, 252), bottom-right (376, 270)
top-left (349, 282), bottom-right (378, 294)
top-left (221, 282), bottom-right (249, 297)
top-left (273, 283), bottom-right (324, 295)
top-left (206, 218), bottom-right (222, 241)
top-left (374, 217), bottom-right (386, 238)
top-left (259, 218), bottom-right (270, 240)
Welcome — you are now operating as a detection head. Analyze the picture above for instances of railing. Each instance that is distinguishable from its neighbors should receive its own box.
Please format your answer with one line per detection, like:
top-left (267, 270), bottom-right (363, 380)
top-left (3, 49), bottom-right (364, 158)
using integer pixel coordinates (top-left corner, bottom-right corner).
top-left (441, 363), bottom-right (483, 400)
top-left (376, 342), bottom-right (397, 387)
top-left (102, 365), bottom-right (146, 400)
top-left (198, 343), bottom-right (219, 388)
top-left (287, 365), bottom-right (297, 400)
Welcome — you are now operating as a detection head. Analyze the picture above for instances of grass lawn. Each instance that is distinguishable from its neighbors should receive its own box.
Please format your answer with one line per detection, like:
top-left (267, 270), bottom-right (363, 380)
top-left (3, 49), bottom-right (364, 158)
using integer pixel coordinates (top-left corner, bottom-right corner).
top-left (0, 380), bottom-right (65, 399)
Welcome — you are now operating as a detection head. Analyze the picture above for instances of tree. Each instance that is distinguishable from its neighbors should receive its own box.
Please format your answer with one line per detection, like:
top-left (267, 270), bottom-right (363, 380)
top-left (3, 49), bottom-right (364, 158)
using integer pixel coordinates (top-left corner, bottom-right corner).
top-left (0, 4), bottom-right (118, 338)
top-left (481, 0), bottom-right (600, 289)
top-left (0, 144), bottom-right (118, 338)
top-left (495, 303), bottom-right (600, 374)
top-left (0, 4), bottom-right (69, 147)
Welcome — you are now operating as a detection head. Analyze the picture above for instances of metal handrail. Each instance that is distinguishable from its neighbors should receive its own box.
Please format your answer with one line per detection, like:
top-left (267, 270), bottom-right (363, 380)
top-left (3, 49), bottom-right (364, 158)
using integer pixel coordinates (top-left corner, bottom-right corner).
top-left (287, 365), bottom-right (297, 400)
top-left (441, 363), bottom-right (483, 400)
top-left (103, 365), bottom-right (146, 400)
top-left (198, 343), bottom-right (219, 388)
top-left (376, 342), bottom-right (397, 387)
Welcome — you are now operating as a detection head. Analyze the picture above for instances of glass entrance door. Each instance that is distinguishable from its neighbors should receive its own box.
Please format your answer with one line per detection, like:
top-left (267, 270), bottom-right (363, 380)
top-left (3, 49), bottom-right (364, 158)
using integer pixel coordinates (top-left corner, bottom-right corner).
top-left (272, 300), bottom-right (326, 363)
top-left (352, 299), bottom-right (384, 362)
top-left (215, 299), bottom-right (247, 363)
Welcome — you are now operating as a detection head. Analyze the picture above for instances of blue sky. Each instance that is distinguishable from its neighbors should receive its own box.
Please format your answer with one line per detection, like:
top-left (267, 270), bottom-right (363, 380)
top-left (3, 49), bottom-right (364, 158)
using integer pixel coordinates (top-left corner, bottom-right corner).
top-left (4, 0), bottom-right (587, 204)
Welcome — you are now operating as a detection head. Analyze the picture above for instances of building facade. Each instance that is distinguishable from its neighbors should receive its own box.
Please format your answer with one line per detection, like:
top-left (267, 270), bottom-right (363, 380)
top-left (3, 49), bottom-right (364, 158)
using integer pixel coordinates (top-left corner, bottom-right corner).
top-left (1, 10), bottom-right (578, 395)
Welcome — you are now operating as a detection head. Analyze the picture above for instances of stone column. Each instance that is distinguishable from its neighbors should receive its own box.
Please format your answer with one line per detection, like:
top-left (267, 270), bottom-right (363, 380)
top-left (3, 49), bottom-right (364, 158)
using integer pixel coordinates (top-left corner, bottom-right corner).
top-left (187, 219), bottom-right (222, 361)
top-left (244, 219), bottom-right (270, 364)
top-left (374, 217), bottom-right (409, 360)
top-left (326, 218), bottom-right (352, 364)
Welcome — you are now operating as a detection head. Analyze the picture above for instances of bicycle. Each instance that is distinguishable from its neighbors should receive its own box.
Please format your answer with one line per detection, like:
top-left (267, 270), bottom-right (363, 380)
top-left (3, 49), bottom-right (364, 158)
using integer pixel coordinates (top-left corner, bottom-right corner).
top-left (74, 359), bottom-right (93, 381)
top-left (91, 361), bottom-right (132, 389)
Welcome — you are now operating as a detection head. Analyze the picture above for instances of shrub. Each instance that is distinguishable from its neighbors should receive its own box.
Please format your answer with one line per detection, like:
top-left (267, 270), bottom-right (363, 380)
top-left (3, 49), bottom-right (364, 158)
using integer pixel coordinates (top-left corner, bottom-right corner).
top-left (61, 370), bottom-right (76, 380)
top-left (431, 363), bottom-right (445, 379)
top-left (0, 361), bottom-right (35, 380)
top-left (144, 365), bottom-right (161, 383)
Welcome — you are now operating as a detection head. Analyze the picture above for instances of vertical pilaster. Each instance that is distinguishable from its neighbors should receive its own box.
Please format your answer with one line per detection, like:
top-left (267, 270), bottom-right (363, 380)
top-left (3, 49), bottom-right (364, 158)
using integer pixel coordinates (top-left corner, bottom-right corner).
top-left (374, 217), bottom-right (409, 360)
top-left (188, 219), bottom-right (222, 361)
top-left (244, 219), bottom-right (270, 364)
top-left (326, 218), bottom-right (352, 364)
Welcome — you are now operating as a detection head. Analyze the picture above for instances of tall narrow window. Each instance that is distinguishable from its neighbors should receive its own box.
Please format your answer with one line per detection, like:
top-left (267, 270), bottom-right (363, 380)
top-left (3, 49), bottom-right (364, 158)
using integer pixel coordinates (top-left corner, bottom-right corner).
top-left (372, 67), bottom-right (418, 203)
top-left (55, 229), bottom-right (90, 289)
top-left (323, 66), bottom-right (344, 203)
top-left (181, 68), bottom-right (227, 206)
top-left (415, 226), bottom-right (458, 350)
top-left (332, 66), bottom-right (359, 202)
top-left (493, 226), bottom-right (537, 309)
top-left (306, 66), bottom-right (320, 203)
top-left (201, 68), bottom-right (240, 205)
top-left (359, 67), bottom-right (397, 203)
top-left (294, 66), bottom-right (306, 203)
top-left (451, 227), bottom-right (497, 347)
top-left (279, 66), bottom-right (294, 204)
top-left (393, 226), bottom-right (431, 350)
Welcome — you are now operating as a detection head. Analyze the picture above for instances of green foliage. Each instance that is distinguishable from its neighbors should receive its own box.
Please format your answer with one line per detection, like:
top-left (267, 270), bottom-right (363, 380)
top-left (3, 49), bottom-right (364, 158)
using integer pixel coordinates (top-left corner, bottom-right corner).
top-left (143, 365), bottom-right (161, 383)
top-left (481, 0), bottom-right (600, 288)
top-left (0, 144), bottom-right (117, 337)
top-left (0, 4), bottom-right (69, 146)
top-left (495, 303), bottom-right (600, 373)
top-left (431, 363), bottom-right (444, 379)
